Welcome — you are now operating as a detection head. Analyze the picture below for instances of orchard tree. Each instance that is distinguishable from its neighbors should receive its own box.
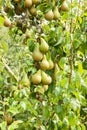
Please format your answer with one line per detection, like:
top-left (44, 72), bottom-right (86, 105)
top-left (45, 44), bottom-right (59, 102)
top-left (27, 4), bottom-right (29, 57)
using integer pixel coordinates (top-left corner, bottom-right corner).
top-left (0, 0), bottom-right (87, 130)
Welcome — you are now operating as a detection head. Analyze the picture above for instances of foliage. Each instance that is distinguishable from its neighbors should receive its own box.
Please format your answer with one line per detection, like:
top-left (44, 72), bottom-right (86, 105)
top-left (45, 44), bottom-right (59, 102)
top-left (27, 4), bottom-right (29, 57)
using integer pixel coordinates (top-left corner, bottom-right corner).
top-left (0, 0), bottom-right (87, 130)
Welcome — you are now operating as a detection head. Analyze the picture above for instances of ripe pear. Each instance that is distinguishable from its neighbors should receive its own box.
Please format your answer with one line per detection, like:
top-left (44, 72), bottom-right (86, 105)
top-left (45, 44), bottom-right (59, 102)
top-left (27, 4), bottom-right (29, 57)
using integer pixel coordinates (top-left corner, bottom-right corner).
top-left (53, 63), bottom-right (60, 81)
top-left (41, 71), bottom-right (52, 85)
top-left (40, 55), bottom-right (49, 70)
top-left (25, 0), bottom-right (32, 8)
top-left (4, 17), bottom-right (12, 27)
top-left (32, 0), bottom-right (40, 5)
top-left (32, 43), bottom-right (43, 61)
top-left (21, 72), bottom-right (30, 87)
top-left (29, 6), bottom-right (37, 16)
top-left (61, 1), bottom-right (69, 11)
top-left (45, 10), bottom-right (54, 21)
top-left (39, 38), bottom-right (49, 52)
top-left (53, 7), bottom-right (60, 20)
top-left (31, 70), bottom-right (41, 84)
top-left (43, 85), bottom-right (48, 91)
top-left (48, 59), bottom-right (54, 70)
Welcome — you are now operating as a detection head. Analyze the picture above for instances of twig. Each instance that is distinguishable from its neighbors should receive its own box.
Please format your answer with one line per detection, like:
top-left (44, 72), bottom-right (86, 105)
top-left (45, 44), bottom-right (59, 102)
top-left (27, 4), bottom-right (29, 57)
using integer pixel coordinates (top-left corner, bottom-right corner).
top-left (2, 58), bottom-right (18, 81)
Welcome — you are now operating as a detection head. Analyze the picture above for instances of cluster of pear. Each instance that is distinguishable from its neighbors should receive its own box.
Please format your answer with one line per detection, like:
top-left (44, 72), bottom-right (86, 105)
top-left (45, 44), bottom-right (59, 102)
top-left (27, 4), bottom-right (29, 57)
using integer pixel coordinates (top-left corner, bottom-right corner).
top-left (45, 0), bottom-right (69, 21)
top-left (3, 0), bottom-right (69, 28)
top-left (4, 0), bottom-right (40, 28)
top-left (14, 0), bottom-right (39, 16)
top-left (31, 37), bottom-right (54, 94)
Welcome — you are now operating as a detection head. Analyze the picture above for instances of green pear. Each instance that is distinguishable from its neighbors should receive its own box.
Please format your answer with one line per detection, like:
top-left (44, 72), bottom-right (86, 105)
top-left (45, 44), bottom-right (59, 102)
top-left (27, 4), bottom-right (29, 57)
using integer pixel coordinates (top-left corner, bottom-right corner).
top-left (61, 1), bottom-right (69, 11)
top-left (32, 0), bottom-right (40, 5)
top-left (29, 6), bottom-right (37, 16)
top-left (40, 55), bottom-right (49, 70)
top-left (45, 10), bottom-right (54, 21)
top-left (34, 85), bottom-right (45, 94)
top-left (53, 7), bottom-right (60, 20)
top-left (41, 71), bottom-right (52, 85)
top-left (31, 70), bottom-right (41, 84)
top-left (53, 63), bottom-right (60, 81)
top-left (32, 43), bottom-right (43, 61)
top-left (48, 58), bottom-right (54, 70)
top-left (4, 113), bottom-right (13, 125)
top-left (21, 72), bottom-right (30, 87)
top-left (39, 38), bottom-right (49, 52)
top-left (43, 85), bottom-right (49, 91)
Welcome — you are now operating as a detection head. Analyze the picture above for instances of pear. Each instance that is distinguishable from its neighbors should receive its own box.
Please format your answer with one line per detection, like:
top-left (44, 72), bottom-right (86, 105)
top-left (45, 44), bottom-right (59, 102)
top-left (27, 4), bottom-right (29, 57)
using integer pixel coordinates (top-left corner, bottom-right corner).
top-left (45, 10), bottom-right (54, 21)
top-left (31, 70), bottom-right (41, 84)
top-left (32, 0), bottom-right (40, 5)
top-left (40, 55), bottom-right (49, 70)
top-left (24, 0), bottom-right (32, 8)
top-left (4, 17), bottom-right (12, 27)
top-left (61, 1), bottom-right (69, 11)
top-left (32, 43), bottom-right (43, 61)
top-left (43, 85), bottom-right (48, 91)
top-left (29, 6), bottom-right (37, 16)
top-left (39, 38), bottom-right (49, 52)
top-left (21, 72), bottom-right (30, 87)
top-left (4, 113), bottom-right (13, 125)
top-left (34, 85), bottom-right (45, 94)
top-left (41, 71), bottom-right (52, 85)
top-left (53, 7), bottom-right (60, 20)
top-left (53, 63), bottom-right (60, 81)
top-left (48, 59), bottom-right (54, 70)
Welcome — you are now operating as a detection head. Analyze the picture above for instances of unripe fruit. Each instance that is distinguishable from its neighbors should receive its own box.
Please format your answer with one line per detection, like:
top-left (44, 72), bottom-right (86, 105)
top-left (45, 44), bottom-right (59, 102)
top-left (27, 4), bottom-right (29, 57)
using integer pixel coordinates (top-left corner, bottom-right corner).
top-left (61, 1), bottom-right (69, 11)
top-left (41, 71), bottom-right (52, 85)
top-left (53, 63), bottom-right (60, 81)
top-left (40, 55), bottom-right (49, 70)
top-left (4, 17), bottom-right (11, 27)
top-left (48, 59), bottom-right (54, 70)
top-left (39, 38), bottom-right (49, 52)
top-left (4, 113), bottom-right (13, 125)
top-left (45, 10), bottom-right (54, 21)
top-left (21, 72), bottom-right (30, 87)
top-left (53, 7), bottom-right (60, 20)
top-left (14, 0), bottom-right (20, 3)
top-left (31, 70), bottom-right (41, 84)
top-left (25, 0), bottom-right (32, 8)
top-left (32, 0), bottom-right (40, 5)
top-left (43, 85), bottom-right (48, 91)
top-left (29, 6), bottom-right (37, 16)
top-left (32, 43), bottom-right (43, 61)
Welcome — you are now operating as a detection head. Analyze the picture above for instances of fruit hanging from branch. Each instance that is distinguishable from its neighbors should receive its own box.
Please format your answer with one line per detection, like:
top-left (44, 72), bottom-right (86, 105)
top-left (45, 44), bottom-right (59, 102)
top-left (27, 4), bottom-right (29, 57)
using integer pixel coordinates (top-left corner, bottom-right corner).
top-left (31, 70), bottom-right (41, 84)
top-left (53, 7), bottom-right (60, 20)
top-left (41, 71), bottom-right (52, 85)
top-left (4, 17), bottom-right (12, 27)
top-left (32, 43), bottom-right (43, 61)
top-left (40, 38), bottom-right (49, 53)
top-left (24, 0), bottom-right (32, 8)
top-left (45, 10), bottom-right (54, 21)
top-left (40, 55), bottom-right (49, 70)
top-left (32, 0), bottom-right (40, 5)
top-left (61, 1), bottom-right (69, 11)
top-left (4, 113), bottom-right (13, 125)
top-left (29, 6), bottom-right (37, 16)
